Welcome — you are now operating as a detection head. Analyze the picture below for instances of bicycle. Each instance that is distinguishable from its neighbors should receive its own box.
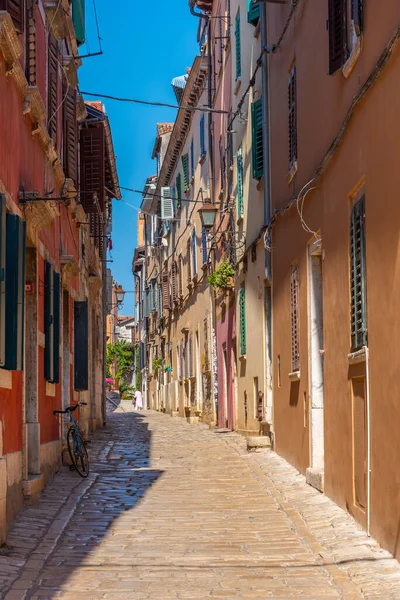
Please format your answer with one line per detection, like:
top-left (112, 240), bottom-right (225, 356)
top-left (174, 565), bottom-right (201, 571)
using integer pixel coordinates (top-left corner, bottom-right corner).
top-left (53, 402), bottom-right (90, 478)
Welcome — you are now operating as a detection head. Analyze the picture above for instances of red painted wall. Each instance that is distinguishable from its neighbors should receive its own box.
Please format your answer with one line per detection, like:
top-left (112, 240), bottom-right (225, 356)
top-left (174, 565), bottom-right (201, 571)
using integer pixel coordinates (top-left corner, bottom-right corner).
top-left (0, 372), bottom-right (23, 454)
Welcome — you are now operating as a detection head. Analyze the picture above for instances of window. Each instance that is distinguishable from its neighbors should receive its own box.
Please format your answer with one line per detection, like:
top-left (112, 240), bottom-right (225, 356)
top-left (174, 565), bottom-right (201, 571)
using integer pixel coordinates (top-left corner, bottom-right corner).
top-left (290, 264), bottom-right (300, 372)
top-left (200, 114), bottom-right (205, 157)
top-left (178, 255), bottom-right (183, 298)
top-left (176, 173), bottom-right (182, 209)
top-left (350, 196), bottom-right (367, 351)
top-left (182, 154), bottom-right (189, 191)
top-left (248, 0), bottom-right (260, 26)
top-left (0, 0), bottom-right (24, 32)
top-left (235, 11), bottom-right (241, 80)
top-left (171, 261), bottom-right (178, 304)
top-left (237, 148), bottom-right (244, 216)
top-left (202, 227), bottom-right (208, 265)
top-left (161, 186), bottom-right (174, 220)
top-left (288, 65), bottom-right (297, 169)
top-left (187, 238), bottom-right (192, 283)
top-left (239, 286), bottom-right (246, 355)
top-left (328, 0), bottom-right (363, 74)
top-left (47, 34), bottom-right (58, 144)
top-left (192, 228), bottom-right (197, 277)
top-left (63, 86), bottom-right (78, 183)
top-left (74, 300), bottom-right (88, 390)
top-left (0, 198), bottom-right (26, 372)
top-left (162, 268), bottom-right (171, 310)
top-left (190, 138), bottom-right (195, 178)
top-left (251, 98), bottom-right (263, 179)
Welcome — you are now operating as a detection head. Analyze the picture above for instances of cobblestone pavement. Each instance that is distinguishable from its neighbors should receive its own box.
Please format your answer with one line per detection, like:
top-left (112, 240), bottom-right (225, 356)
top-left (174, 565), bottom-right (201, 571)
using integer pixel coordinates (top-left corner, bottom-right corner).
top-left (1, 404), bottom-right (400, 599)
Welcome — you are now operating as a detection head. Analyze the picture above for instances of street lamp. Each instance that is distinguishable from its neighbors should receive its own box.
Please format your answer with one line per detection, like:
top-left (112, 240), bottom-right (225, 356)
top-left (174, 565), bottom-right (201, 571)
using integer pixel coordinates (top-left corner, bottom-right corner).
top-left (199, 204), bottom-right (218, 230)
top-left (115, 285), bottom-right (126, 306)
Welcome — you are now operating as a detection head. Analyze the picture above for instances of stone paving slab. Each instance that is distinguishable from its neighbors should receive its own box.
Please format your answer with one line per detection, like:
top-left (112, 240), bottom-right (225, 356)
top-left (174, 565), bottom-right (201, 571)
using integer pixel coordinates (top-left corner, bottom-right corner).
top-left (0, 405), bottom-right (399, 599)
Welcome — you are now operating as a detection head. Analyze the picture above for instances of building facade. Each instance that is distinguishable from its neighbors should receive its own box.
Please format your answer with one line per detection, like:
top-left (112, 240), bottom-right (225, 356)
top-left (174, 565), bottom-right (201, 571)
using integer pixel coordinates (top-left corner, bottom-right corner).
top-left (0, 1), bottom-right (120, 544)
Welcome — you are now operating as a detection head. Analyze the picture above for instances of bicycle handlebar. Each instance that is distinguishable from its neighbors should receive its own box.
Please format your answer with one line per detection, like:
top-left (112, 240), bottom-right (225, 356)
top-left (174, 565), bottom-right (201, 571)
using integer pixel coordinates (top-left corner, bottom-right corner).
top-left (53, 402), bottom-right (87, 416)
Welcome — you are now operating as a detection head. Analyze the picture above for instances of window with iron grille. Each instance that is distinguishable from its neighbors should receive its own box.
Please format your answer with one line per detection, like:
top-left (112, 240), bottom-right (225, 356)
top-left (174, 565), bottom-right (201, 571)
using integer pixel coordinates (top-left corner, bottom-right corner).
top-left (235, 11), bottom-right (241, 80)
top-left (192, 228), bottom-right (197, 277)
top-left (251, 98), bottom-right (263, 179)
top-left (237, 148), bottom-right (244, 216)
top-left (239, 285), bottom-right (246, 355)
top-left (200, 114), bottom-right (205, 157)
top-left (328, 0), bottom-right (364, 74)
top-left (290, 264), bottom-right (300, 372)
top-left (176, 173), bottom-right (182, 209)
top-left (350, 196), bottom-right (367, 351)
top-left (202, 227), bottom-right (208, 265)
top-left (288, 65), bottom-right (297, 169)
top-left (182, 154), bottom-right (189, 191)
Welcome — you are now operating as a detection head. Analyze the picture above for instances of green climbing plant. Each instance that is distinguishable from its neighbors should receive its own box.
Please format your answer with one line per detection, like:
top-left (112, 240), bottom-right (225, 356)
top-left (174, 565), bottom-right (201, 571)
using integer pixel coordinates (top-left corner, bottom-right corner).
top-left (106, 340), bottom-right (134, 380)
top-left (207, 260), bottom-right (235, 292)
top-left (153, 358), bottom-right (162, 375)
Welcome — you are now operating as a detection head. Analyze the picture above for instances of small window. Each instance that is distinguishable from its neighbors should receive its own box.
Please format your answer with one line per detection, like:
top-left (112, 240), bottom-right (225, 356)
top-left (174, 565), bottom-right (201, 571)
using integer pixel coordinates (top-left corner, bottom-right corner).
top-left (235, 11), bottom-right (241, 80)
top-left (288, 65), bottom-right (297, 169)
top-left (350, 196), bottom-right (367, 351)
top-left (328, 0), bottom-right (363, 74)
top-left (239, 285), bottom-right (246, 355)
top-left (290, 264), bottom-right (300, 372)
top-left (251, 98), bottom-right (263, 179)
top-left (237, 148), bottom-right (244, 216)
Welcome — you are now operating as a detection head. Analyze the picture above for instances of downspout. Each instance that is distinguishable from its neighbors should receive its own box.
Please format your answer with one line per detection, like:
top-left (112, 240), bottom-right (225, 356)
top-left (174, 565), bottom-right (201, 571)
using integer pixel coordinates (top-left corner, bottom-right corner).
top-left (259, 2), bottom-right (271, 280)
top-left (364, 344), bottom-right (371, 536)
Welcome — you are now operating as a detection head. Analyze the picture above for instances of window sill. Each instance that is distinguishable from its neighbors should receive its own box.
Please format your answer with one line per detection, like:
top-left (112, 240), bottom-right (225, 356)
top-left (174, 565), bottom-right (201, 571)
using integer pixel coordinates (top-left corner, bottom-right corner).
top-left (289, 371), bottom-right (300, 382)
top-left (256, 176), bottom-right (264, 192)
top-left (234, 77), bottom-right (242, 96)
top-left (199, 152), bottom-right (207, 165)
top-left (239, 354), bottom-right (247, 361)
top-left (286, 161), bottom-right (298, 185)
top-left (237, 214), bottom-right (244, 225)
top-left (348, 347), bottom-right (366, 365)
top-left (342, 36), bottom-right (362, 79)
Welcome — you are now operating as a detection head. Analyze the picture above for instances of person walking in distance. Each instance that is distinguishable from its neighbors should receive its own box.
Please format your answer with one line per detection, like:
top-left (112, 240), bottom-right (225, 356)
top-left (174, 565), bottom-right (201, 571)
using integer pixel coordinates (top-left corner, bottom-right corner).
top-left (134, 389), bottom-right (143, 411)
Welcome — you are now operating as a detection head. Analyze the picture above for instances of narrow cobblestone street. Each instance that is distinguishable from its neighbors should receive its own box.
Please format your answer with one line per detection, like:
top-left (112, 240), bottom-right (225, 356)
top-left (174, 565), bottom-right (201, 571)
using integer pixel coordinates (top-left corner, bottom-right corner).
top-left (1, 404), bottom-right (400, 600)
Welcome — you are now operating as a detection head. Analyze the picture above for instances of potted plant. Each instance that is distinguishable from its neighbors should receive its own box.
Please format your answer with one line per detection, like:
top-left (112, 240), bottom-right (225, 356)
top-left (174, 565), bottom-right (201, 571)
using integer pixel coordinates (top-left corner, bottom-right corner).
top-left (207, 260), bottom-right (235, 294)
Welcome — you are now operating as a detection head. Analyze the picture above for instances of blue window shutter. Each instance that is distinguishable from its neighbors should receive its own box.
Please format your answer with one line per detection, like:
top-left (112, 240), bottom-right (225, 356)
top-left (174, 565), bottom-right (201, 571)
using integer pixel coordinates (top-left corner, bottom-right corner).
top-left (74, 300), bottom-right (89, 390)
top-left (190, 139), bottom-right (195, 178)
top-left (248, 0), bottom-right (260, 26)
top-left (200, 115), bottom-right (205, 157)
top-left (202, 227), bottom-right (208, 264)
top-left (251, 98), bottom-right (264, 179)
top-left (239, 286), bottom-right (246, 355)
top-left (52, 271), bottom-right (60, 383)
top-left (235, 11), bottom-right (241, 80)
top-left (0, 195), bottom-right (6, 367)
top-left (192, 229), bottom-right (197, 276)
top-left (4, 215), bottom-right (20, 371)
top-left (16, 219), bottom-right (26, 371)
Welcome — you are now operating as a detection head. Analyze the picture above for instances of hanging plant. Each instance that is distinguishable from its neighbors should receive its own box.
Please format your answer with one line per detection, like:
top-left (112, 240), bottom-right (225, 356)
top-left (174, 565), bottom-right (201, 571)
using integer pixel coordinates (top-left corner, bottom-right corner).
top-left (207, 260), bottom-right (235, 292)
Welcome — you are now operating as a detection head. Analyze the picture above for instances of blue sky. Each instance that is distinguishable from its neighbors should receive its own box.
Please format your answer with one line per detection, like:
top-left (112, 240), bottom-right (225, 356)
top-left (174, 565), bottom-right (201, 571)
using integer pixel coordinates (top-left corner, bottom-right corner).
top-left (79, 1), bottom-right (199, 315)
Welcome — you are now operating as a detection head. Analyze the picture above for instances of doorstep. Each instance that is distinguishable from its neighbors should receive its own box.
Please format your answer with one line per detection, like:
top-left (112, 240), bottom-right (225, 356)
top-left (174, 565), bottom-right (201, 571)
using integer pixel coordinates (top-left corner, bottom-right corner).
top-left (22, 474), bottom-right (45, 505)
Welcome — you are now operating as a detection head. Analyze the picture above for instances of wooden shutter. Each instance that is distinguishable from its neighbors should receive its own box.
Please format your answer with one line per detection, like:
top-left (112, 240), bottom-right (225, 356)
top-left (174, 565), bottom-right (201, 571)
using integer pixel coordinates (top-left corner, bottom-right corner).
top-left (350, 196), bottom-right (367, 351)
top-left (200, 114), bottom-right (205, 157)
top-left (74, 300), bottom-right (89, 390)
top-left (171, 261), bottom-right (177, 303)
top-left (219, 138), bottom-right (226, 190)
top-left (288, 66), bottom-right (297, 167)
top-left (187, 238), bottom-right (192, 283)
top-left (0, 195), bottom-right (6, 367)
top-left (161, 186), bottom-right (174, 220)
top-left (162, 269), bottom-right (170, 310)
top-left (239, 285), bottom-right (246, 355)
top-left (47, 33), bottom-right (58, 144)
top-left (237, 149), bottom-right (244, 216)
top-left (3, 215), bottom-right (24, 371)
top-left (0, 0), bottom-right (24, 32)
top-left (251, 99), bottom-right (264, 179)
top-left (44, 261), bottom-right (53, 381)
top-left (235, 11), bottom-right (241, 80)
top-left (80, 126), bottom-right (105, 213)
top-left (328, 0), bottom-right (345, 74)
top-left (176, 174), bottom-right (182, 209)
top-left (52, 271), bottom-right (60, 383)
top-left (192, 229), bottom-right (197, 277)
top-left (203, 316), bottom-right (209, 371)
top-left (178, 256), bottom-right (183, 298)
top-left (63, 86), bottom-right (78, 183)
top-left (182, 154), bottom-right (189, 191)
top-left (248, 0), bottom-right (260, 26)
top-left (202, 227), bottom-right (207, 265)
top-left (16, 219), bottom-right (26, 371)
top-left (290, 264), bottom-right (300, 372)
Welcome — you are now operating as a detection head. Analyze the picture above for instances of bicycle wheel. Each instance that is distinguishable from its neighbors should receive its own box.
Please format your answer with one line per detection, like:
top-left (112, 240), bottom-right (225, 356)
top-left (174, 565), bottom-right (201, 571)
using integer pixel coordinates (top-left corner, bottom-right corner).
top-left (67, 428), bottom-right (90, 478)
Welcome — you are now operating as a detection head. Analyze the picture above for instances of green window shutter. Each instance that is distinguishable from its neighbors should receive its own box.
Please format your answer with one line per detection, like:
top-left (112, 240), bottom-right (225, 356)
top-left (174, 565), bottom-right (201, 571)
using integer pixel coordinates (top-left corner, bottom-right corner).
top-left (176, 173), bottom-right (182, 209)
top-left (74, 300), bottom-right (89, 390)
top-left (4, 214), bottom-right (25, 371)
top-left (251, 98), bottom-right (264, 179)
top-left (235, 11), bottom-right (241, 80)
top-left (248, 0), bottom-right (260, 26)
top-left (72, 0), bottom-right (86, 46)
top-left (237, 149), bottom-right (244, 216)
top-left (0, 195), bottom-right (6, 367)
top-left (182, 154), bottom-right (189, 191)
top-left (44, 261), bottom-right (54, 381)
top-left (239, 286), bottom-right (246, 355)
top-left (52, 271), bottom-right (60, 384)
top-left (350, 196), bottom-right (367, 351)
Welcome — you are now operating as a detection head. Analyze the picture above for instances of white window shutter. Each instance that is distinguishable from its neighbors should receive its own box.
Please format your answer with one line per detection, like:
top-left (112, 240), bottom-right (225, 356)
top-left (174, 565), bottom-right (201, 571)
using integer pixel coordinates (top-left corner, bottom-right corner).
top-left (161, 187), bottom-right (174, 220)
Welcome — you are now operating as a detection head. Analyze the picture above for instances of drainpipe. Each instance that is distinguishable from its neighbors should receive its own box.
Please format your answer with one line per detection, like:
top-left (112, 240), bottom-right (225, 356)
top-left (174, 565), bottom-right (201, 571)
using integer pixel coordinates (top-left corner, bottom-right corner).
top-left (364, 344), bottom-right (371, 536)
top-left (259, 2), bottom-right (271, 280)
